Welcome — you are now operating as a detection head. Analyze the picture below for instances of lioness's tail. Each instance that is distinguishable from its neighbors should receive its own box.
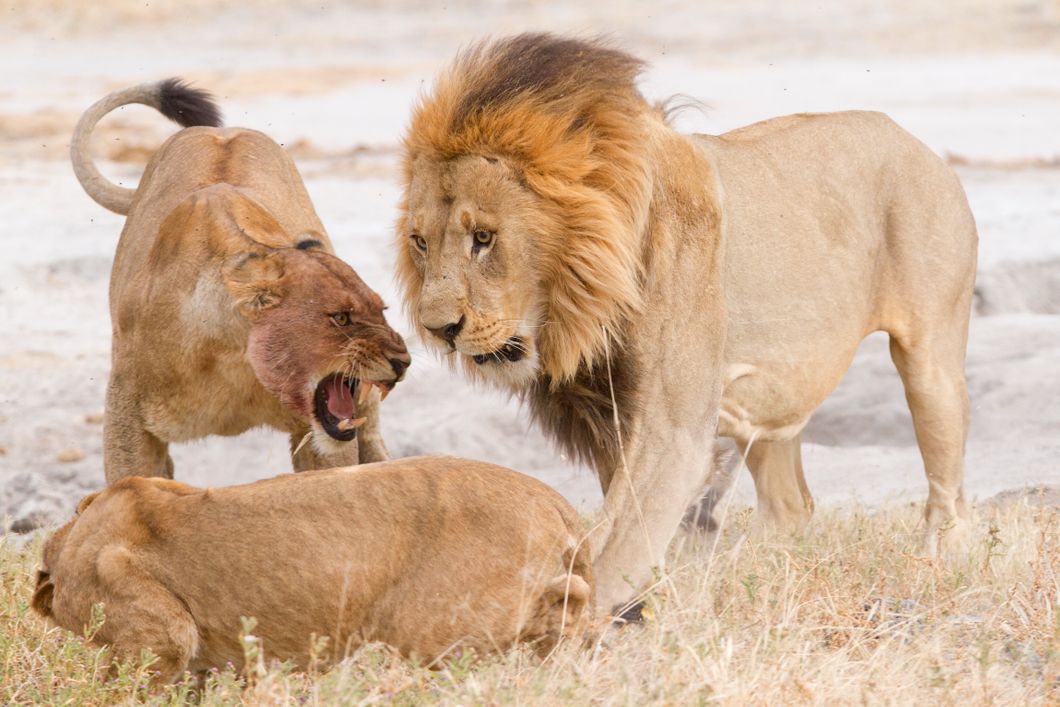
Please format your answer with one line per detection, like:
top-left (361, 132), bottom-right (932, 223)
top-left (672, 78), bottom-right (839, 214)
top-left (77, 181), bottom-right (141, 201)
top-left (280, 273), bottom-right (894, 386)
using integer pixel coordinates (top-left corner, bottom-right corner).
top-left (71, 78), bottom-right (222, 215)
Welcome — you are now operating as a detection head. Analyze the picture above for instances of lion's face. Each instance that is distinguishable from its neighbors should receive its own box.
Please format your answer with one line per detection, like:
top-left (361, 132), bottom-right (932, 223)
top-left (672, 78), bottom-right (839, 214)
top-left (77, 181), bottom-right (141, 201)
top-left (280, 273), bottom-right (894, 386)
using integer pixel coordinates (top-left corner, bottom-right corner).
top-left (32, 522), bottom-right (67, 618)
top-left (32, 491), bottom-right (99, 618)
top-left (399, 154), bottom-right (549, 386)
top-left (225, 245), bottom-right (410, 444)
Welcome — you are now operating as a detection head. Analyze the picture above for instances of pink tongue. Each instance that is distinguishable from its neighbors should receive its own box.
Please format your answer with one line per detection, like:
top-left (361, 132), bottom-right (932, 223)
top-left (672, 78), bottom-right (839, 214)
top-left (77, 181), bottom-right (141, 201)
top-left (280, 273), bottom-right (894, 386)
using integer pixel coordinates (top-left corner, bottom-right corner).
top-left (325, 378), bottom-right (355, 420)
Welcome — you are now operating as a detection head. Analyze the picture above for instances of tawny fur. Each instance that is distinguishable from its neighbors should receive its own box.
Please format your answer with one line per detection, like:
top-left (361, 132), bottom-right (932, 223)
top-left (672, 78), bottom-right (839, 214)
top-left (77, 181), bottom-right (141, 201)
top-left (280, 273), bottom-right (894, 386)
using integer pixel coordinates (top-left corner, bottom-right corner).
top-left (395, 34), bottom-right (977, 611)
top-left (71, 80), bottom-right (410, 484)
top-left (32, 456), bottom-right (594, 684)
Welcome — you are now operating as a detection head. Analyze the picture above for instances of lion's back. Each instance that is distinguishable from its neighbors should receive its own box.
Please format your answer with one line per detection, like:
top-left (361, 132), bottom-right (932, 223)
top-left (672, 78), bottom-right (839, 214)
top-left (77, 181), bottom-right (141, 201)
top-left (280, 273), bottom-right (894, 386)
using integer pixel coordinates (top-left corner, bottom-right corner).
top-left (705, 111), bottom-right (943, 191)
top-left (696, 109), bottom-right (974, 291)
top-left (696, 111), bottom-right (977, 427)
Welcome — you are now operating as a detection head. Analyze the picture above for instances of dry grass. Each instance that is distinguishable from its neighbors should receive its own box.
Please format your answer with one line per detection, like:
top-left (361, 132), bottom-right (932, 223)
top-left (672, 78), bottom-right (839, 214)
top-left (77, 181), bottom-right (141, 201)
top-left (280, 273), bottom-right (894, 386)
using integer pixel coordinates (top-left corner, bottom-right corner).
top-left (1, 499), bottom-right (1056, 705)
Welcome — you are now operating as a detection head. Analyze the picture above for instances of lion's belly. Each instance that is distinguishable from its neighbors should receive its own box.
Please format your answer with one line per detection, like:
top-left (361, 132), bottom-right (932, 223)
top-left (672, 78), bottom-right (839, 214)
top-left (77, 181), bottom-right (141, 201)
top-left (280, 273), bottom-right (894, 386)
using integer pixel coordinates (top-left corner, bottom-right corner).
top-left (715, 261), bottom-right (878, 442)
top-left (717, 357), bottom-right (851, 443)
top-left (142, 354), bottom-right (294, 443)
top-left (702, 119), bottom-right (895, 442)
top-left (717, 289), bottom-right (874, 443)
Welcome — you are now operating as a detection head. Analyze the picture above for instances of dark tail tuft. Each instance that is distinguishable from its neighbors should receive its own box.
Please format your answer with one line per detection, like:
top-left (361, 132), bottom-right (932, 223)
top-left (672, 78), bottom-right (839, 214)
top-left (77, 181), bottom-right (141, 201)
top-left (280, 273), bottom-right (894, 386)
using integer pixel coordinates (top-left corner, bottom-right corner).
top-left (157, 78), bottom-right (223, 128)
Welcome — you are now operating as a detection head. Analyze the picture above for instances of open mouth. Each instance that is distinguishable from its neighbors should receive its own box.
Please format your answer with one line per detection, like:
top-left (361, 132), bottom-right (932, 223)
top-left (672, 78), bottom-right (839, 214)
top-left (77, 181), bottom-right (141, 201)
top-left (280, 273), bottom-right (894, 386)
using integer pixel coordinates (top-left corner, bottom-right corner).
top-left (313, 374), bottom-right (363, 441)
top-left (472, 337), bottom-right (526, 365)
top-left (313, 373), bottom-right (395, 441)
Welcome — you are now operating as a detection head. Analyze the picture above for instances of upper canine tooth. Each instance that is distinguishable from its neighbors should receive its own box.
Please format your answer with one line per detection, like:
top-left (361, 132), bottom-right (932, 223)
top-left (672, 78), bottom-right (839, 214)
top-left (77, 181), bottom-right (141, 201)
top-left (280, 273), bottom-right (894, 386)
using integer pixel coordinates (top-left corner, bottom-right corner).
top-left (357, 382), bottom-right (372, 404)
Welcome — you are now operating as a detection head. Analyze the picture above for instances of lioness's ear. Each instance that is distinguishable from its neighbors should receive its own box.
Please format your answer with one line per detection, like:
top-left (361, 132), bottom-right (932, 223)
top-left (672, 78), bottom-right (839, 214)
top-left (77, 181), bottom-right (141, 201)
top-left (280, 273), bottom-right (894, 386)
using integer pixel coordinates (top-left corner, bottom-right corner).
top-left (223, 251), bottom-right (286, 312)
top-left (543, 573), bottom-right (591, 616)
top-left (31, 571), bottom-right (55, 617)
top-left (76, 491), bottom-right (101, 515)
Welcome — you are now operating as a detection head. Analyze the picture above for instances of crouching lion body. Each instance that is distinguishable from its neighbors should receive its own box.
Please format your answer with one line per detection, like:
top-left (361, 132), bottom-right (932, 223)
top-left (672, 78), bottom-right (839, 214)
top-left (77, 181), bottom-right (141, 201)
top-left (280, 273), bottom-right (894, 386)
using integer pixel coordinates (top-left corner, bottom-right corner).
top-left (32, 456), bottom-right (594, 682)
top-left (396, 34), bottom-right (978, 612)
top-left (71, 80), bottom-right (410, 483)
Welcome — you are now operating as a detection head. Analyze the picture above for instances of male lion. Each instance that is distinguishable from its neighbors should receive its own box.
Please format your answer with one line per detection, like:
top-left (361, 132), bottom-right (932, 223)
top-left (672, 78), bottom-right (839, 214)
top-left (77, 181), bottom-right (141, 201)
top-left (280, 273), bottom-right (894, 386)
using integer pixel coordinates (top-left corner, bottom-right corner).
top-left (72, 79), bottom-right (410, 483)
top-left (395, 35), bottom-right (977, 613)
top-left (32, 456), bottom-right (594, 683)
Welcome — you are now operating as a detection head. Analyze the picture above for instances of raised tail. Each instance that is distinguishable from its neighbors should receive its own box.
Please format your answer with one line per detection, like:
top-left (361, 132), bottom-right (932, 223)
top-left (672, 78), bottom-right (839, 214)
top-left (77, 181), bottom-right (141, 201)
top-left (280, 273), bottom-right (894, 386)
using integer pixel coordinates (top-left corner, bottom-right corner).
top-left (71, 78), bottom-right (222, 215)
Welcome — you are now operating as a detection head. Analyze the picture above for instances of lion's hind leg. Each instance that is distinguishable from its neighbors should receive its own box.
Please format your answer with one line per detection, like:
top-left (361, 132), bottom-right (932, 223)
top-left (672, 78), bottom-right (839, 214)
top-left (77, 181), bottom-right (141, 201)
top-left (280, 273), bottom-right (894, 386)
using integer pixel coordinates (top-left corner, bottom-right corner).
top-left (684, 438), bottom-right (741, 532)
top-left (743, 435), bottom-right (815, 532)
top-left (888, 331), bottom-right (972, 558)
top-left (92, 544), bottom-right (199, 684)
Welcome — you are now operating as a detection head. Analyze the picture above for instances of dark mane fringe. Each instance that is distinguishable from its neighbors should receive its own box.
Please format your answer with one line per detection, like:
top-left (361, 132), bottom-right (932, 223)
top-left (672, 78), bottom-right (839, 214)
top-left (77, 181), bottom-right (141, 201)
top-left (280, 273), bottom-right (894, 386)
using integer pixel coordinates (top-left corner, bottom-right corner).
top-left (399, 33), bottom-right (658, 483)
top-left (525, 340), bottom-right (640, 489)
top-left (450, 33), bottom-right (646, 132)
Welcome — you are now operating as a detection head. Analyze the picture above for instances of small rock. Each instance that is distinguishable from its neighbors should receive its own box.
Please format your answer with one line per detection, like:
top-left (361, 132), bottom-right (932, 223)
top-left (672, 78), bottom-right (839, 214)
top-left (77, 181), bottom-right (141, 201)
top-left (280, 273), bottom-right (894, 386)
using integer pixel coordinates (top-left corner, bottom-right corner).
top-left (984, 485), bottom-right (1060, 508)
top-left (57, 448), bottom-right (85, 463)
top-left (0, 446), bottom-right (7, 456)
top-left (84, 412), bottom-right (104, 425)
top-left (9, 514), bottom-right (46, 534)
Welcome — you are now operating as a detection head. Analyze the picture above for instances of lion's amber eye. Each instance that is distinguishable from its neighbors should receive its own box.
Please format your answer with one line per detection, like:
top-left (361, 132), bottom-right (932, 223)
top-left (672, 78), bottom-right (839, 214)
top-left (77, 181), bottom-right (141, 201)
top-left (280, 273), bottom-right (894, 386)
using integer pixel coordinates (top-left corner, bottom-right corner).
top-left (411, 235), bottom-right (428, 252)
top-left (473, 229), bottom-right (495, 247)
top-left (330, 312), bottom-right (351, 326)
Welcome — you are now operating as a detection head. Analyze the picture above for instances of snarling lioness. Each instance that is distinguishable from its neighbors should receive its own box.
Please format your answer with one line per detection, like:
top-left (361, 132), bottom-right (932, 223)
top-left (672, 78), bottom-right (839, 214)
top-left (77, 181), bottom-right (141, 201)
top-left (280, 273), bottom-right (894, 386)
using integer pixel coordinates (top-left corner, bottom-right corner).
top-left (396, 35), bottom-right (977, 612)
top-left (73, 79), bottom-right (410, 484)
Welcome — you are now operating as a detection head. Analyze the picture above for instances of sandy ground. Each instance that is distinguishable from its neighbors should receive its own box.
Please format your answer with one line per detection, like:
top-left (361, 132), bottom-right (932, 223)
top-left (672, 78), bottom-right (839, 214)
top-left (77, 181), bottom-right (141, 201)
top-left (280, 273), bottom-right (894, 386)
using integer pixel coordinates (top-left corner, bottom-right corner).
top-left (1, 0), bottom-right (1058, 530)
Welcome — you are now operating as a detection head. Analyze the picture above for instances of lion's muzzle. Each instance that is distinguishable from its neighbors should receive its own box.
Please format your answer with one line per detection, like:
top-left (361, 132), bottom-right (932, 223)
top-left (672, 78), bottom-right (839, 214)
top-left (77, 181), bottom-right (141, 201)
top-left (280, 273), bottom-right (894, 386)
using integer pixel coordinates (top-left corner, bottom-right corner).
top-left (472, 336), bottom-right (527, 365)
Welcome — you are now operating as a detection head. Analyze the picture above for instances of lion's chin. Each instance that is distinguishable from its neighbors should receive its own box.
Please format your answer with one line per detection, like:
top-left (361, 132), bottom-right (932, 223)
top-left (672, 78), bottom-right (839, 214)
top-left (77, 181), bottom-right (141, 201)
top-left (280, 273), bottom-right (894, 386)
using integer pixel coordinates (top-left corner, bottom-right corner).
top-left (464, 347), bottom-right (540, 389)
top-left (306, 422), bottom-right (356, 458)
top-left (471, 336), bottom-right (528, 365)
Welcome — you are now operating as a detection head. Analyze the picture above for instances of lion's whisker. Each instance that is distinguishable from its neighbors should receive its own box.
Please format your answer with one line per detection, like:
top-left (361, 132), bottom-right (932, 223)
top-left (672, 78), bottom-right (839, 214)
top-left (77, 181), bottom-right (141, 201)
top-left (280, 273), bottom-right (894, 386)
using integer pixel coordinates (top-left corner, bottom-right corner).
top-left (291, 430), bottom-right (313, 458)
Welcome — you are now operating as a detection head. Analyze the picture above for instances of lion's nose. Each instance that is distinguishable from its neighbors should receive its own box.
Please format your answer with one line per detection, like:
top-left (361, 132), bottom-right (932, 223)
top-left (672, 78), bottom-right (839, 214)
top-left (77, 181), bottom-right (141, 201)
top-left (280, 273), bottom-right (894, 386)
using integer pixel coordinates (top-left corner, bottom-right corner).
top-left (425, 315), bottom-right (465, 344)
top-left (389, 354), bottom-right (410, 381)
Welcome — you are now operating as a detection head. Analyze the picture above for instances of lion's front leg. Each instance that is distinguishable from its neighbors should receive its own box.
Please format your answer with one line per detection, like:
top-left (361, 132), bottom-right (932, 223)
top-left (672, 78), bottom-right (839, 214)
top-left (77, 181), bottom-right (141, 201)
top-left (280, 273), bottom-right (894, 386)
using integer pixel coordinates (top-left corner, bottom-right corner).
top-left (590, 389), bottom-right (721, 616)
top-left (354, 394), bottom-right (390, 464)
top-left (104, 375), bottom-right (175, 484)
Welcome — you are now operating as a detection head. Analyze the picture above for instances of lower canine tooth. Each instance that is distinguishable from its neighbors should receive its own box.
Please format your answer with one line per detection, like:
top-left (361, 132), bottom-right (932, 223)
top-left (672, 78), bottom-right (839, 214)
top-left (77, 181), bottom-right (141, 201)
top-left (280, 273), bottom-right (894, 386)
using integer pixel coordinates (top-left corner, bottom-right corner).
top-left (336, 416), bottom-right (368, 431)
top-left (336, 417), bottom-right (367, 431)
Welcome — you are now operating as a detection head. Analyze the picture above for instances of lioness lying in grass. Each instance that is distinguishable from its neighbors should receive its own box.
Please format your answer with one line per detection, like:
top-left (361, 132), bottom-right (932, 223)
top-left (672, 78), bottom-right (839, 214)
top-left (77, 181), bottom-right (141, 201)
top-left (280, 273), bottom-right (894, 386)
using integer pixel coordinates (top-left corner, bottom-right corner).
top-left (31, 456), bottom-right (594, 683)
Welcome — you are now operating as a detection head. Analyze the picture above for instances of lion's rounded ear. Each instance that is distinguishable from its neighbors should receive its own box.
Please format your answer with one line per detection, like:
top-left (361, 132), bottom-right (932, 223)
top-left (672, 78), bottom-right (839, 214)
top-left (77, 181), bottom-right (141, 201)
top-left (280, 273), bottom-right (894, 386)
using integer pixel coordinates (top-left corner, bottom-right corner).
top-left (223, 250), bottom-right (287, 312)
top-left (76, 491), bottom-right (101, 515)
top-left (31, 571), bottom-right (55, 617)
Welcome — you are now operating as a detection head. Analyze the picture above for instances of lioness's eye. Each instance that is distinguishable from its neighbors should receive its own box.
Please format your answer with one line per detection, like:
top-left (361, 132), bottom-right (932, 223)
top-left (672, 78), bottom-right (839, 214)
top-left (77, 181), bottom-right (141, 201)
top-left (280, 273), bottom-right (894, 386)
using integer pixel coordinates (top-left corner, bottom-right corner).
top-left (473, 229), bottom-right (495, 248)
top-left (330, 312), bottom-right (351, 326)
top-left (411, 234), bottom-right (428, 252)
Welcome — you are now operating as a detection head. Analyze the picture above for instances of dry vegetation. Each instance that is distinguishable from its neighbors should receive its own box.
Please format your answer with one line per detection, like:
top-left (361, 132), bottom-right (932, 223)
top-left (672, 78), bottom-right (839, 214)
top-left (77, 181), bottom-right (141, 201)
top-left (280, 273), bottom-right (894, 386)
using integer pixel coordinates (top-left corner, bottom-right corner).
top-left (1, 497), bottom-right (1055, 705)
